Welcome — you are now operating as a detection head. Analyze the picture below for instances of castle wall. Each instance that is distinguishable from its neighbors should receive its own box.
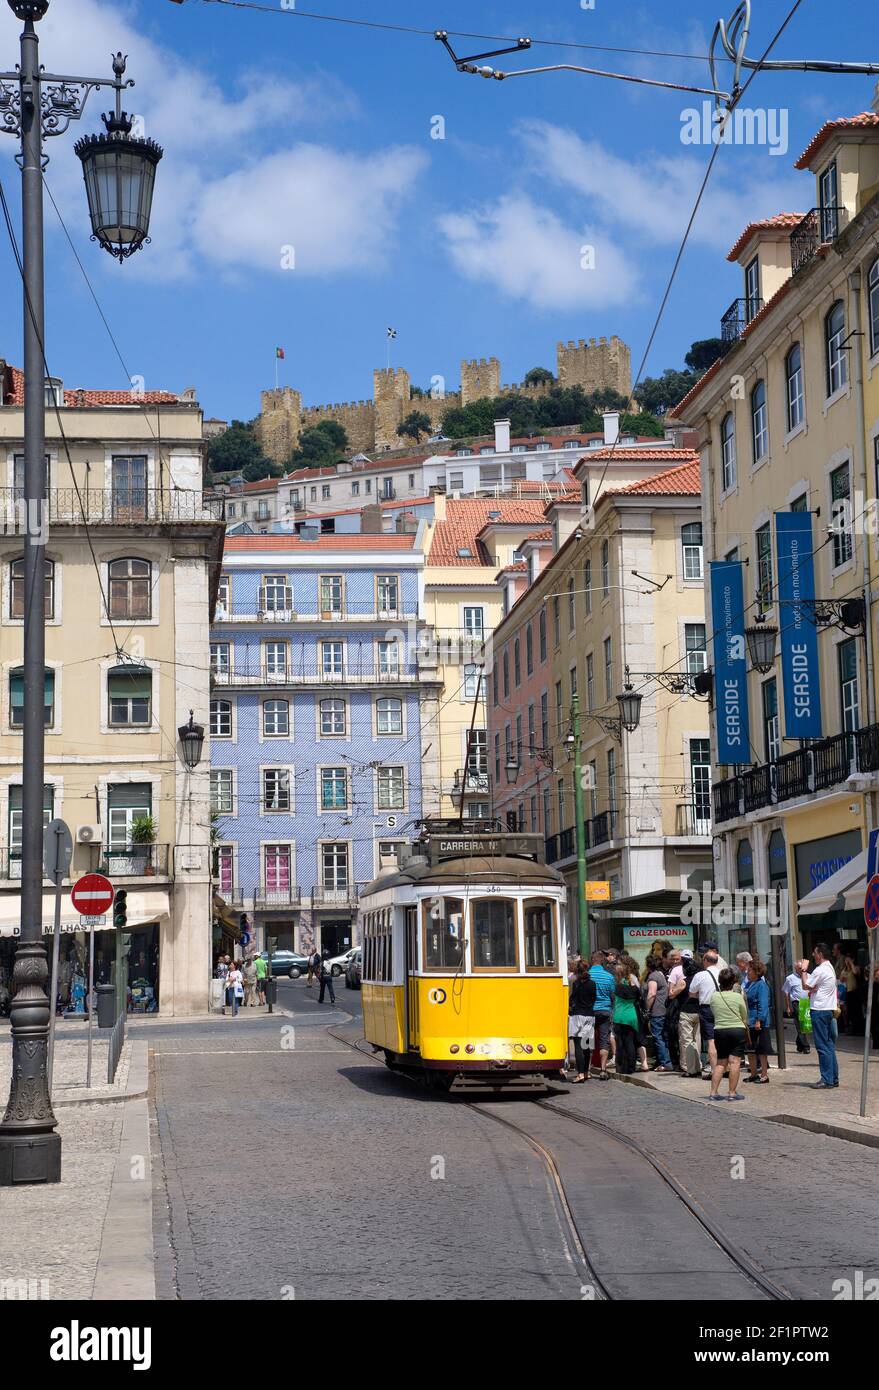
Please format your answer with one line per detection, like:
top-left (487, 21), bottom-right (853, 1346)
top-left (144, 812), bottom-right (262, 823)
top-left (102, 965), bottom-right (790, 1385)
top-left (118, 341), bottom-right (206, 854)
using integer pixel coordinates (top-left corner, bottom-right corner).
top-left (556, 336), bottom-right (631, 398)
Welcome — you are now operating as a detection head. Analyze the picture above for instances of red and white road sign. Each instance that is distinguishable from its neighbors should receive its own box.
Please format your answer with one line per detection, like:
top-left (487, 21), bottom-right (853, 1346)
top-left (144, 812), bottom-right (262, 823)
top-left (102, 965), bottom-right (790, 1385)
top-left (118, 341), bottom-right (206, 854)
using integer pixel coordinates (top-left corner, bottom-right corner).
top-left (865, 874), bottom-right (879, 932)
top-left (70, 873), bottom-right (114, 917)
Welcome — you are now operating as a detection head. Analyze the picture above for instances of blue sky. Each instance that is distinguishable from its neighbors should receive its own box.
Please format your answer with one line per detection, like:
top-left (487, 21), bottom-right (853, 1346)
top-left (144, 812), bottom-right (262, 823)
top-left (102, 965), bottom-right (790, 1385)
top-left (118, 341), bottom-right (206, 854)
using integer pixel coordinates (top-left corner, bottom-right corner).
top-left (0, 0), bottom-right (873, 423)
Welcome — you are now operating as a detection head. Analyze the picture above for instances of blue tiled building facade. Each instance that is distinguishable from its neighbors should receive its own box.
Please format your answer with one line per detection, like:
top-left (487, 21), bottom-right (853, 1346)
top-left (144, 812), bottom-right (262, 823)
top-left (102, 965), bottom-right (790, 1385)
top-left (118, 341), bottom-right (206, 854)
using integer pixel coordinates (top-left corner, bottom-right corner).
top-left (209, 531), bottom-right (439, 956)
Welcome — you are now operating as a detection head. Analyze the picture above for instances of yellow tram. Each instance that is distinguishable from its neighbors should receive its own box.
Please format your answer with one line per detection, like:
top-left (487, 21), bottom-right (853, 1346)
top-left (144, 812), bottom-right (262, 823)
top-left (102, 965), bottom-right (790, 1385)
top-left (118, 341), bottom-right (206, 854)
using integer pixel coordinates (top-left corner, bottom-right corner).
top-left (359, 823), bottom-right (568, 1091)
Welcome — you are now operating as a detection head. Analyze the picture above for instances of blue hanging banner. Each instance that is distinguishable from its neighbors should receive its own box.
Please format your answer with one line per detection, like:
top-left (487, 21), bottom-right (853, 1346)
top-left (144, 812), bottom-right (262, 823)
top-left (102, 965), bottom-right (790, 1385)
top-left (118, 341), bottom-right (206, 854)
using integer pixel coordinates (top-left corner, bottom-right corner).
top-left (710, 560), bottom-right (750, 764)
top-left (775, 510), bottom-right (823, 740)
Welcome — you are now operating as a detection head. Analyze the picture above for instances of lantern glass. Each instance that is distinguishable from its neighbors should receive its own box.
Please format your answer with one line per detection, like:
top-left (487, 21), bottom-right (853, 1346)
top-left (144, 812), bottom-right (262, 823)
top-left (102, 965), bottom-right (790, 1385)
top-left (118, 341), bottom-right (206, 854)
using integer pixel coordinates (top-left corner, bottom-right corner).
top-left (178, 718), bottom-right (205, 771)
top-left (75, 133), bottom-right (163, 262)
top-left (745, 620), bottom-right (778, 674)
top-left (504, 758), bottom-right (520, 785)
top-left (617, 687), bottom-right (643, 734)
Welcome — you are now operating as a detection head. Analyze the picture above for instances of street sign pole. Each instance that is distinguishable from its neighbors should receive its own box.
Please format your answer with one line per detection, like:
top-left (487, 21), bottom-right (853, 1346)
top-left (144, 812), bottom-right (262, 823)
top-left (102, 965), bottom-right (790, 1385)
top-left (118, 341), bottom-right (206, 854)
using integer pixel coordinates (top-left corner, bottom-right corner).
top-left (43, 819), bottom-right (73, 1093)
top-left (859, 829), bottom-right (879, 1119)
top-left (86, 922), bottom-right (95, 1089)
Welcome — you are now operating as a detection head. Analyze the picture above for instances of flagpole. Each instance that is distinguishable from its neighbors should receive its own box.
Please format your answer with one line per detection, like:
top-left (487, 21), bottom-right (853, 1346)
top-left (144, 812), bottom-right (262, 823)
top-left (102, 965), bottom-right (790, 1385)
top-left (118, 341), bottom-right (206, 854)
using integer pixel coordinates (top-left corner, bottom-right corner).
top-left (275, 351), bottom-right (279, 391)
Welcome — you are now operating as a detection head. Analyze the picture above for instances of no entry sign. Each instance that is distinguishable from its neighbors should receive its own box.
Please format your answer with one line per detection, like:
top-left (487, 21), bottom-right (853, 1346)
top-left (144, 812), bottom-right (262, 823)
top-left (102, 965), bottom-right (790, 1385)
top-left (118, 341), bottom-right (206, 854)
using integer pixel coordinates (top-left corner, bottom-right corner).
top-left (70, 873), bottom-right (114, 918)
top-left (865, 874), bottom-right (879, 932)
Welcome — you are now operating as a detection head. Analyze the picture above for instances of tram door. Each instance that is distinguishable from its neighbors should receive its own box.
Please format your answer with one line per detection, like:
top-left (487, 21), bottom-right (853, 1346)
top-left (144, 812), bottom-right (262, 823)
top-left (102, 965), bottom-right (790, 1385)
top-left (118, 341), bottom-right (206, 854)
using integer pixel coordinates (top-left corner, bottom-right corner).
top-left (405, 906), bottom-right (419, 1049)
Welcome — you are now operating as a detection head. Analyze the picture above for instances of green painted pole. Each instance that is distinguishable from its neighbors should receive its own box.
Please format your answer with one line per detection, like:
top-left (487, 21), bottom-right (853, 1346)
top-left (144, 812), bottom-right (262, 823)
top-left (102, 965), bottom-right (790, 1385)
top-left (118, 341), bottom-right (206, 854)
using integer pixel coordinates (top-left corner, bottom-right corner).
top-left (571, 693), bottom-right (589, 958)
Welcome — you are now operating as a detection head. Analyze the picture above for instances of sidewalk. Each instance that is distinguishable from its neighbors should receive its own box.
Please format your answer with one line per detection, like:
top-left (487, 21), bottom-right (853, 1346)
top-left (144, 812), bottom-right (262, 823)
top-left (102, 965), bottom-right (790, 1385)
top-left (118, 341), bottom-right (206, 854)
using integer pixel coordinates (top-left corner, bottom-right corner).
top-left (629, 1023), bottom-right (879, 1147)
top-left (0, 1033), bottom-right (153, 1300)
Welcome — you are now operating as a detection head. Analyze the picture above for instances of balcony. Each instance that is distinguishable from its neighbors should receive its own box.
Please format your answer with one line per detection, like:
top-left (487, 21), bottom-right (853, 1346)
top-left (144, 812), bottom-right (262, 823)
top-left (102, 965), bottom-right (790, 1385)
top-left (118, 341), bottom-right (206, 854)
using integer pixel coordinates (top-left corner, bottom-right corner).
top-left (0, 488), bottom-right (223, 531)
top-left (675, 802), bottom-right (712, 836)
top-left (211, 662), bottom-right (421, 688)
top-left (712, 722), bottom-right (878, 823)
top-left (720, 297), bottom-right (764, 347)
top-left (790, 206), bottom-right (846, 275)
top-left (452, 768), bottom-right (490, 796)
top-left (213, 599), bottom-right (417, 625)
top-left (90, 843), bottom-right (171, 877)
top-left (253, 884), bottom-right (302, 909)
top-left (311, 882), bottom-right (365, 909)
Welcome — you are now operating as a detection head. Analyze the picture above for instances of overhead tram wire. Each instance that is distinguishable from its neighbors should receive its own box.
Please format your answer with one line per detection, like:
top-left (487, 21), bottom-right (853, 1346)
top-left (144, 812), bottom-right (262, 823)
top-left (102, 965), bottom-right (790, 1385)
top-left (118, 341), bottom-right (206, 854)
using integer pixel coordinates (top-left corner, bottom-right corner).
top-left (0, 174), bottom-right (124, 659)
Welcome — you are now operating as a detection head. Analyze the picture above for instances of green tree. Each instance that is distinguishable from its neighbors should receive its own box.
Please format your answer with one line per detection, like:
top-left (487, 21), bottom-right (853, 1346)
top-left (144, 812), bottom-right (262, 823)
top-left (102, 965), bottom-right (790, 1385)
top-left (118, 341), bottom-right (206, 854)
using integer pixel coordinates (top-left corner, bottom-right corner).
top-left (397, 410), bottom-right (433, 443)
top-left (523, 366), bottom-right (555, 386)
top-left (633, 368), bottom-right (696, 416)
top-left (684, 338), bottom-right (725, 373)
top-left (287, 419), bottom-right (350, 470)
top-left (621, 411), bottom-right (665, 438)
top-left (207, 419), bottom-right (276, 481)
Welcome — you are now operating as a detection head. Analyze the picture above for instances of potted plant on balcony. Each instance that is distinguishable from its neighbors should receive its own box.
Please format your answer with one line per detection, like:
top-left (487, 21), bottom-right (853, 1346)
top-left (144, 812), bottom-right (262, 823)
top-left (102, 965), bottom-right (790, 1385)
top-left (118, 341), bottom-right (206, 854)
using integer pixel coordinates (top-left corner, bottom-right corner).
top-left (130, 814), bottom-right (157, 875)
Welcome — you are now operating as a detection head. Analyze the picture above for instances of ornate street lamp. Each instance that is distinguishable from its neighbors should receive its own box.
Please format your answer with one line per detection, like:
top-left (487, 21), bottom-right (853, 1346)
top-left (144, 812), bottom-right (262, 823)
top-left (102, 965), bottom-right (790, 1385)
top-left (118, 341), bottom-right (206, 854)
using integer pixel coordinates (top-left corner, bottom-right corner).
top-left (75, 54), bottom-right (163, 263)
top-left (617, 679), bottom-right (643, 734)
top-left (504, 756), bottom-right (520, 785)
top-left (178, 712), bottom-right (206, 771)
top-left (0, 0), bottom-right (161, 1188)
top-left (745, 612), bottom-right (778, 674)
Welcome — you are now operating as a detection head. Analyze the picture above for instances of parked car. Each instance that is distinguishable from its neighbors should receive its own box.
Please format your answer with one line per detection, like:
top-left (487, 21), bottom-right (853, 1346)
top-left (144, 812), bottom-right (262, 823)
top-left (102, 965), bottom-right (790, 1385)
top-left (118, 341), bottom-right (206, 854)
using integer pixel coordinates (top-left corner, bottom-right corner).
top-left (326, 948), bottom-right (358, 978)
top-left (259, 949), bottom-right (310, 979)
top-left (345, 948), bottom-right (361, 990)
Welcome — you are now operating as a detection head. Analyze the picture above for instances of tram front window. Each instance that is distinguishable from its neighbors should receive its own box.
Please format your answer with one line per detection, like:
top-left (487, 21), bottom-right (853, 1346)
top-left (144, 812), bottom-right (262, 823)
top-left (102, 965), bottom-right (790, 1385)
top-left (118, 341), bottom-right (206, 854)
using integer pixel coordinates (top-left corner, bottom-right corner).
top-left (524, 898), bottom-right (557, 970)
top-left (423, 897), bottom-right (464, 970)
top-left (472, 898), bottom-right (518, 970)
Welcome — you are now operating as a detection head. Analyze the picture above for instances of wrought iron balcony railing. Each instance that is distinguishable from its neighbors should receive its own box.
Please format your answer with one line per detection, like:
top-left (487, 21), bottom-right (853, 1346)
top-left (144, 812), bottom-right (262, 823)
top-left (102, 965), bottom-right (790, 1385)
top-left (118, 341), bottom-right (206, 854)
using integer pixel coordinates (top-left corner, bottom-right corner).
top-left (211, 662), bottom-right (420, 687)
top-left (311, 882), bottom-right (365, 907)
top-left (90, 843), bottom-right (171, 877)
top-left (0, 487), bottom-right (223, 530)
top-left (790, 206), bottom-right (846, 275)
top-left (213, 598), bottom-right (418, 624)
top-left (712, 721), bottom-right (877, 823)
top-left (674, 802), bottom-right (712, 836)
top-left (721, 296), bottom-right (764, 346)
top-left (253, 884), bottom-right (302, 908)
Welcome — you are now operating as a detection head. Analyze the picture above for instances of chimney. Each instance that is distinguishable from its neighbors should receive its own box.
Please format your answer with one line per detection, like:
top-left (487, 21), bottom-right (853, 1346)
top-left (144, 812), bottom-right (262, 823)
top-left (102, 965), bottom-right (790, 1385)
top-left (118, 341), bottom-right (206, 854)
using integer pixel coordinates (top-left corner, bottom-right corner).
top-left (360, 504), bottom-right (383, 534)
top-left (602, 410), bottom-right (620, 446)
top-left (494, 418), bottom-right (511, 453)
top-left (432, 492), bottom-right (447, 521)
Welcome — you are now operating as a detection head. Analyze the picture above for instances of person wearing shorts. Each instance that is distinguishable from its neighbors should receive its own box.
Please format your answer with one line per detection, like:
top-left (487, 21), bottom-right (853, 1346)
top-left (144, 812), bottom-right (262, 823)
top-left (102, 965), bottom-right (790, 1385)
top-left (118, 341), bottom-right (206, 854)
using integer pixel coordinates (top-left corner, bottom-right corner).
top-left (688, 950), bottom-right (721, 1079)
top-left (588, 951), bottom-right (616, 1078)
top-left (708, 968), bottom-right (749, 1100)
top-left (567, 961), bottom-right (596, 1082)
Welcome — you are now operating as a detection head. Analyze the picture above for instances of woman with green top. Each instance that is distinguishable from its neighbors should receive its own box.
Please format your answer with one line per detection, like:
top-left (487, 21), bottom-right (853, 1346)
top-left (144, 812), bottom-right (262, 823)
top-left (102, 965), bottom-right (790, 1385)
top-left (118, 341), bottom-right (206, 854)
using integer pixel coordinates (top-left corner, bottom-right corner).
top-left (612, 963), bottom-right (642, 1075)
top-left (708, 966), bottom-right (750, 1101)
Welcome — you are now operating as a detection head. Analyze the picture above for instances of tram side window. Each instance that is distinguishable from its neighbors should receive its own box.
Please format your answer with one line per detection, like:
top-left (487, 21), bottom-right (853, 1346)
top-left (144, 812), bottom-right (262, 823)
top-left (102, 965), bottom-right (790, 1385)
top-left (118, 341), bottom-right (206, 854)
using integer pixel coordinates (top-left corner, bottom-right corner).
top-left (423, 897), bottom-right (464, 970)
top-left (524, 898), bottom-right (557, 970)
top-left (406, 905), bottom-right (418, 973)
top-left (472, 898), bottom-right (518, 970)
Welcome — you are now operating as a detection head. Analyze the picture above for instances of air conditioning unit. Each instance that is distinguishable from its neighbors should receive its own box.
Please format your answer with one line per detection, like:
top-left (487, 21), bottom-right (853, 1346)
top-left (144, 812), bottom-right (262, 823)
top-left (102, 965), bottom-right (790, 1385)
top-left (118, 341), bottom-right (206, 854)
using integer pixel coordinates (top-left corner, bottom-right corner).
top-left (76, 824), bottom-right (102, 845)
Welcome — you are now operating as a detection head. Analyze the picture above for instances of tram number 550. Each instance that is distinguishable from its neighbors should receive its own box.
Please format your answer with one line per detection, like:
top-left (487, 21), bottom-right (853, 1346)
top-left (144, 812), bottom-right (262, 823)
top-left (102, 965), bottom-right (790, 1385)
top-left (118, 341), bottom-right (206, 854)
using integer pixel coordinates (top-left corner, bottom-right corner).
top-left (427, 987), bottom-right (447, 1005)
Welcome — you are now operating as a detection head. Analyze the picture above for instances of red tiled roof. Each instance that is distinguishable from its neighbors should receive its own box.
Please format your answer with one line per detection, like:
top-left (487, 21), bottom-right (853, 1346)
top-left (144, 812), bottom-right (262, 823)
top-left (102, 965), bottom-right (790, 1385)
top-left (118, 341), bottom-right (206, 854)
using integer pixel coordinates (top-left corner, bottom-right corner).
top-left (795, 112), bottom-right (879, 169)
top-left (1, 364), bottom-right (180, 407)
top-left (240, 477), bottom-right (279, 493)
top-left (602, 458), bottom-right (701, 498)
top-left (283, 454), bottom-right (428, 482)
top-left (428, 498), bottom-right (549, 566)
top-left (224, 533), bottom-right (417, 552)
top-left (726, 213), bottom-right (805, 262)
top-left (575, 446), bottom-right (696, 465)
top-left (499, 562), bottom-right (528, 576)
top-left (519, 528), bottom-right (553, 542)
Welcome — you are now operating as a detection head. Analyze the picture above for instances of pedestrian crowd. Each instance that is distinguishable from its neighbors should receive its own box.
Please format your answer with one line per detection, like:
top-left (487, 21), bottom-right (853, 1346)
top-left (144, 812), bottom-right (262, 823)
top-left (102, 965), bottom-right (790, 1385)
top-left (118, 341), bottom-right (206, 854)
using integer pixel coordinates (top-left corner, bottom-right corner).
top-left (566, 940), bottom-right (850, 1099)
top-left (215, 954), bottom-right (267, 1015)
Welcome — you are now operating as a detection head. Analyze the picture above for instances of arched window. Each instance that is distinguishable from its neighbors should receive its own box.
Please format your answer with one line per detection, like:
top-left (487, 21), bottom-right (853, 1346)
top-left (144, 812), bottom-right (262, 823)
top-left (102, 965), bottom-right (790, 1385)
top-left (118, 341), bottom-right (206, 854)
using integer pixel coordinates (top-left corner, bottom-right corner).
top-left (108, 557), bottom-right (151, 620)
top-left (10, 556), bottom-right (54, 619)
top-left (825, 300), bottom-right (848, 396)
top-left (751, 380), bottom-right (768, 462)
top-left (108, 665), bottom-right (152, 726)
top-left (720, 412), bottom-right (736, 490)
top-left (10, 667), bottom-right (54, 728)
top-left (471, 897), bottom-right (518, 970)
top-left (868, 258), bottom-right (879, 358)
top-left (785, 343), bottom-right (804, 431)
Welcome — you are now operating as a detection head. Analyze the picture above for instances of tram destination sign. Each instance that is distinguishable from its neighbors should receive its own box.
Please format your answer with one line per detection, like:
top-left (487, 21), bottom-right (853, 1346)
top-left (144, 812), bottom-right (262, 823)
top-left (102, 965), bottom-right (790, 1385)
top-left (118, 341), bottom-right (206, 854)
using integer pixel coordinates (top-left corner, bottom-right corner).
top-left (428, 833), bottom-right (543, 865)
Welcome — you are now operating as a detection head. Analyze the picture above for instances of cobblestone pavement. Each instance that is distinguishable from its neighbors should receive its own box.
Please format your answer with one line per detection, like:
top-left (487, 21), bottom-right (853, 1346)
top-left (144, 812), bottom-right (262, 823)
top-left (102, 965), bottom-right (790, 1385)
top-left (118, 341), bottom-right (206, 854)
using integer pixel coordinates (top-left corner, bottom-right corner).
top-left (149, 978), bottom-right (879, 1302)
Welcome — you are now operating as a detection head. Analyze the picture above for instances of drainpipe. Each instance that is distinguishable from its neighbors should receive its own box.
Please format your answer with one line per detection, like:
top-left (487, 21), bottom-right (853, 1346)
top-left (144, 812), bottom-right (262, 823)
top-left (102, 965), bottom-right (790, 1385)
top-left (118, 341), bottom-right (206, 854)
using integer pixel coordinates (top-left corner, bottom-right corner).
top-left (847, 269), bottom-right (876, 808)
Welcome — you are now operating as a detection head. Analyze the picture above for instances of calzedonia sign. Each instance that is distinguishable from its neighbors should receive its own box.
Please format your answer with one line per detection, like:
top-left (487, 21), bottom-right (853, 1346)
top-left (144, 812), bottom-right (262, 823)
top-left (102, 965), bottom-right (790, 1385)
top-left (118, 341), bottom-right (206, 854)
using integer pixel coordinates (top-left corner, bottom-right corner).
top-left (775, 511), bottom-right (823, 739)
top-left (710, 560), bottom-right (750, 764)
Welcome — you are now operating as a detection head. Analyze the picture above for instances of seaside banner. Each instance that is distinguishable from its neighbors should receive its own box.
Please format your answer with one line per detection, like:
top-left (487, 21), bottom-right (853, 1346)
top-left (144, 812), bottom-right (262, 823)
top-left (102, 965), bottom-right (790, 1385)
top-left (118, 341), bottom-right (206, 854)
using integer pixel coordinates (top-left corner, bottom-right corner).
top-left (775, 510), bottom-right (823, 740)
top-left (710, 560), bottom-right (750, 764)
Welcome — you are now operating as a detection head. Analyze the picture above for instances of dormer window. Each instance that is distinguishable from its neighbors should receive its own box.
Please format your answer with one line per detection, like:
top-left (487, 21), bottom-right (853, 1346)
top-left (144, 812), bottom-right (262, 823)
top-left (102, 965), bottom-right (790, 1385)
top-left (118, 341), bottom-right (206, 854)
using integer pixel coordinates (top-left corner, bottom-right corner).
top-left (44, 378), bottom-right (64, 408)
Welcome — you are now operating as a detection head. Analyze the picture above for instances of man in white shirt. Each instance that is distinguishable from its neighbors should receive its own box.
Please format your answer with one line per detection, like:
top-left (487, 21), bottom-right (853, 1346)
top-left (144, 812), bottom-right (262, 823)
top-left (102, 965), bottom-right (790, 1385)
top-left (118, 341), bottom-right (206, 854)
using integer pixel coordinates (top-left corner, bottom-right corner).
top-left (689, 949), bottom-right (722, 1078)
top-left (783, 968), bottom-right (811, 1053)
top-left (798, 943), bottom-right (839, 1088)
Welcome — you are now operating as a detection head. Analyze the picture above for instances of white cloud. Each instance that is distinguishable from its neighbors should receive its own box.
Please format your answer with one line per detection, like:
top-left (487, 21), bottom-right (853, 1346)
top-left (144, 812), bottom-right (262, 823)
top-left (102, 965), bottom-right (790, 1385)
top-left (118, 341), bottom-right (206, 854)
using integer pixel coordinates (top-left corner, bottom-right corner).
top-left (438, 194), bottom-right (640, 311)
top-left (0, 0), bottom-right (421, 281)
top-left (517, 119), bottom-right (805, 253)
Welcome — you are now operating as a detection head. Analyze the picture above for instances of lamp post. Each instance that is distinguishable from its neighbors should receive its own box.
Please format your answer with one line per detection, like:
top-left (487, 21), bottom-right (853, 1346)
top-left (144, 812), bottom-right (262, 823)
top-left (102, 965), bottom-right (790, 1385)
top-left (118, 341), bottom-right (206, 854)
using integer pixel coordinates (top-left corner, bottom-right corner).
top-left (178, 712), bottom-right (206, 772)
top-left (568, 694), bottom-right (589, 958)
top-left (0, 0), bottom-right (161, 1187)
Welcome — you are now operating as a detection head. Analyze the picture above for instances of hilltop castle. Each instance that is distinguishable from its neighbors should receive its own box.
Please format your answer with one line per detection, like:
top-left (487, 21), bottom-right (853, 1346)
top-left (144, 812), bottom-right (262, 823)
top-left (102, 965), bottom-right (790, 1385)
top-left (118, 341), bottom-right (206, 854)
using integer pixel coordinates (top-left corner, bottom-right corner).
top-left (256, 335), bottom-right (631, 464)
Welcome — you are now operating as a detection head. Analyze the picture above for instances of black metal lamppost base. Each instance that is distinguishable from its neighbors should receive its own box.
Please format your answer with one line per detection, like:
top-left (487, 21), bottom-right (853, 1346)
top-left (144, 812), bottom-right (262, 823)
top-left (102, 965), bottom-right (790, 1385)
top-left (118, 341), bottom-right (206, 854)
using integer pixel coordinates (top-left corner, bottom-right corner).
top-left (0, 941), bottom-right (61, 1184)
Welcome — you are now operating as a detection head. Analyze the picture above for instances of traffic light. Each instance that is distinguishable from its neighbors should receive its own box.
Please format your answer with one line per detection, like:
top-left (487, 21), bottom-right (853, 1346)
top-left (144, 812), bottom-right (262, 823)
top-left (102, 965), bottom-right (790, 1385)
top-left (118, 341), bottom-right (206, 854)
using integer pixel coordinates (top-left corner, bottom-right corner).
top-left (120, 932), bottom-right (132, 960)
top-left (113, 889), bottom-right (127, 928)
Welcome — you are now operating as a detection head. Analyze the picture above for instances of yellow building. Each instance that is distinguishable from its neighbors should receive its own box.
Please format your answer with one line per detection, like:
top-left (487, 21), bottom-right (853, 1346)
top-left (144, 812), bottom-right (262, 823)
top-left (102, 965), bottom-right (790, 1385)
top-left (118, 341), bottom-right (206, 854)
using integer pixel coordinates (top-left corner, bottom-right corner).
top-left (420, 493), bottom-right (552, 820)
top-left (488, 454), bottom-right (712, 948)
top-left (674, 101), bottom-right (879, 965)
top-left (0, 364), bottom-right (223, 1014)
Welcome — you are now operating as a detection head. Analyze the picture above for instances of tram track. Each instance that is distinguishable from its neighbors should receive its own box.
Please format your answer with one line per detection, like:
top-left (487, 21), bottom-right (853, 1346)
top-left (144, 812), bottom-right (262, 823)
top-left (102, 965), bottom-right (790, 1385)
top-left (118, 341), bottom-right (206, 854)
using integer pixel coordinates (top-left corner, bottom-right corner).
top-left (326, 1015), bottom-right (794, 1301)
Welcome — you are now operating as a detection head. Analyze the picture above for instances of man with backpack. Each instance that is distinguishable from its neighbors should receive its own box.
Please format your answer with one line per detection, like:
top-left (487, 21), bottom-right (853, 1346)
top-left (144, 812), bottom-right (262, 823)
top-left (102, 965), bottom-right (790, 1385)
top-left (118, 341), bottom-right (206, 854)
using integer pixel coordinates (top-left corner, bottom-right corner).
top-left (668, 949), bottom-right (702, 1076)
top-left (317, 951), bottom-right (336, 1005)
top-left (689, 948), bottom-right (722, 1079)
top-left (307, 947), bottom-right (321, 988)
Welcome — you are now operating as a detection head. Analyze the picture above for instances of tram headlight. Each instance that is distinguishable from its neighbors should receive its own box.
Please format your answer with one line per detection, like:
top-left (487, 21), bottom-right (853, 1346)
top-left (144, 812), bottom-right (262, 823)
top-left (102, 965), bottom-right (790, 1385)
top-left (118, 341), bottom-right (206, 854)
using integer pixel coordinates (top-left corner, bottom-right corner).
top-left (449, 1044), bottom-right (460, 1054)
top-left (465, 1043), bottom-right (476, 1054)
top-left (523, 1044), bottom-right (533, 1054)
top-left (537, 1044), bottom-right (546, 1054)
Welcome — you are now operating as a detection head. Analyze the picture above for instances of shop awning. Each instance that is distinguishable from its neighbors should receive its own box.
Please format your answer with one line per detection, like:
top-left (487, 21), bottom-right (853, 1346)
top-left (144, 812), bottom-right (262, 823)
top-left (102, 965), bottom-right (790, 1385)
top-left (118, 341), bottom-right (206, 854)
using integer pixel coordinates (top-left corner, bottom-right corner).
top-left (593, 888), bottom-right (687, 919)
top-left (0, 890), bottom-right (170, 938)
top-left (797, 850), bottom-right (865, 916)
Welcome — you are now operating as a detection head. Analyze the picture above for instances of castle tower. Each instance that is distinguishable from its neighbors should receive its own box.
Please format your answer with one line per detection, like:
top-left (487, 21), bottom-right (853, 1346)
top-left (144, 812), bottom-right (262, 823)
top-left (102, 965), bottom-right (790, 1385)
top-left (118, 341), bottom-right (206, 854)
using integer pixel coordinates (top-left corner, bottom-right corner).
top-left (256, 387), bottom-right (303, 466)
top-left (373, 367), bottom-right (411, 452)
top-left (556, 336), bottom-right (631, 398)
top-left (460, 356), bottom-right (501, 406)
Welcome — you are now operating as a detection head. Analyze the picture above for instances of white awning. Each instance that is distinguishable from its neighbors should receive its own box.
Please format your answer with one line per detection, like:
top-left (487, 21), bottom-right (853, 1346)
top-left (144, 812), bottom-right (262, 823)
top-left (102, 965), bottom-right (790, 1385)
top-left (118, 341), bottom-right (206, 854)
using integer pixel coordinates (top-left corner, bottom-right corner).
top-left (0, 890), bottom-right (170, 939)
top-left (797, 850), bottom-right (865, 916)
